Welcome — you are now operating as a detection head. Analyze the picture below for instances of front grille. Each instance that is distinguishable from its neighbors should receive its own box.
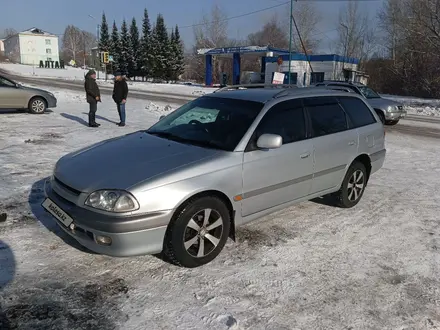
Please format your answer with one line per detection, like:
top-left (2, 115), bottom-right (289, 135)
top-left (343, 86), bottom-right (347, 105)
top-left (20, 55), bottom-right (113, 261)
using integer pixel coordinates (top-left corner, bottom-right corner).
top-left (54, 176), bottom-right (81, 196)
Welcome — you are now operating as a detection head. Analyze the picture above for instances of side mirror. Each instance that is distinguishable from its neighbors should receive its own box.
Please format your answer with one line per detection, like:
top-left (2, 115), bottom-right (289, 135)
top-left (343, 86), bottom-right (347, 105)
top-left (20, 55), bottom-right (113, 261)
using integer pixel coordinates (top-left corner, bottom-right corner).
top-left (256, 134), bottom-right (282, 149)
top-left (159, 115), bottom-right (166, 121)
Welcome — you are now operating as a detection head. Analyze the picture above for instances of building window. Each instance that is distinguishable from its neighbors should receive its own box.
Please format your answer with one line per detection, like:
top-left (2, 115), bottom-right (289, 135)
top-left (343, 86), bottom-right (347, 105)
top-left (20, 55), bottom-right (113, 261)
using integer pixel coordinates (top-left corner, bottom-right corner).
top-left (45, 39), bottom-right (51, 45)
top-left (311, 72), bottom-right (325, 84)
top-left (46, 48), bottom-right (51, 54)
top-left (47, 58), bottom-right (52, 61)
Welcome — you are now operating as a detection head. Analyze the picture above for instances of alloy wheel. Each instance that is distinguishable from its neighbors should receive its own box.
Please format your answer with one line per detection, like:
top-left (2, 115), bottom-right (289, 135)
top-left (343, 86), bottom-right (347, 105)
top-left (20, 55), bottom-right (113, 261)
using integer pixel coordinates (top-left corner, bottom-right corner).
top-left (32, 100), bottom-right (45, 113)
top-left (183, 208), bottom-right (223, 258)
top-left (347, 169), bottom-right (365, 202)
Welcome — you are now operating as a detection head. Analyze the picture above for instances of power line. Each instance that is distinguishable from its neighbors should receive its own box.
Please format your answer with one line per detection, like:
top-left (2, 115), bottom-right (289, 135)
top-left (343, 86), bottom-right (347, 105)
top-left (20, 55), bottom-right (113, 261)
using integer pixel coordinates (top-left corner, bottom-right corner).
top-left (177, 1), bottom-right (290, 29)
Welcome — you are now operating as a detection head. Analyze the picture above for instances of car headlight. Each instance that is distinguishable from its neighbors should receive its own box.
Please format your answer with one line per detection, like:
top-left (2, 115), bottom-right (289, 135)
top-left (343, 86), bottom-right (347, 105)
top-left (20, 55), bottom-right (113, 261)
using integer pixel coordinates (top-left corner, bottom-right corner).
top-left (387, 105), bottom-right (398, 112)
top-left (85, 190), bottom-right (139, 213)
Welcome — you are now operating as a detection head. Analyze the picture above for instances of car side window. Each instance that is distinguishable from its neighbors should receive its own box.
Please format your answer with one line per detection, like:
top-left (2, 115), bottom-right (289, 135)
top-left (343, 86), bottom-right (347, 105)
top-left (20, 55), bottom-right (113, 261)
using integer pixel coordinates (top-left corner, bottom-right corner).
top-left (247, 99), bottom-right (306, 151)
top-left (304, 96), bottom-right (348, 137)
top-left (338, 96), bottom-right (377, 128)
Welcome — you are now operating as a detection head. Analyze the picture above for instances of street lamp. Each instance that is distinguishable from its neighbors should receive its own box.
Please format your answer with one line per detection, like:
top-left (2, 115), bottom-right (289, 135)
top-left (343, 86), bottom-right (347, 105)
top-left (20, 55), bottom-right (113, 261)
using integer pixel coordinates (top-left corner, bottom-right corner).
top-left (88, 14), bottom-right (101, 79)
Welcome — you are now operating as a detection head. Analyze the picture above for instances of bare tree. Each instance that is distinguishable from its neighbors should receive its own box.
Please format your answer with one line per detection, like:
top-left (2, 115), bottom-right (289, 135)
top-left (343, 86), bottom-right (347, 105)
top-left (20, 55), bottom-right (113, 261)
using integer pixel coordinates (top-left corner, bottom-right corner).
top-left (185, 4), bottom-right (230, 83)
top-left (248, 14), bottom-right (288, 49)
top-left (62, 25), bottom-right (83, 62)
top-left (338, 1), bottom-right (376, 62)
top-left (2, 28), bottom-right (17, 38)
top-left (285, 2), bottom-right (322, 53)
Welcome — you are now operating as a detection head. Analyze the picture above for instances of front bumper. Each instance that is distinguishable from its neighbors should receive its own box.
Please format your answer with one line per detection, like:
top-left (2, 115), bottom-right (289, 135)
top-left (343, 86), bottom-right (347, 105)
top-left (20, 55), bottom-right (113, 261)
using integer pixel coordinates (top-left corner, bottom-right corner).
top-left (385, 109), bottom-right (406, 121)
top-left (47, 96), bottom-right (57, 108)
top-left (43, 179), bottom-right (170, 257)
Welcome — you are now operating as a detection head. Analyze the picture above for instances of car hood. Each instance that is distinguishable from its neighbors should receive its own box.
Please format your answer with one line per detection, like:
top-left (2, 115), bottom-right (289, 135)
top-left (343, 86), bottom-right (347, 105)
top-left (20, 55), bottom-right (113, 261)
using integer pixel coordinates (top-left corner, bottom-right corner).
top-left (20, 85), bottom-right (51, 95)
top-left (54, 131), bottom-right (220, 193)
top-left (367, 97), bottom-right (402, 108)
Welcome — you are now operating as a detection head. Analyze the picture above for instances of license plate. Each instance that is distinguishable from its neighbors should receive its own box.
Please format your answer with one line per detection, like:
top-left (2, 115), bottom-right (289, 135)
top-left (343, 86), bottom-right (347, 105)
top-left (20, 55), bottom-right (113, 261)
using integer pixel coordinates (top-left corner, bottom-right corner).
top-left (42, 198), bottom-right (73, 227)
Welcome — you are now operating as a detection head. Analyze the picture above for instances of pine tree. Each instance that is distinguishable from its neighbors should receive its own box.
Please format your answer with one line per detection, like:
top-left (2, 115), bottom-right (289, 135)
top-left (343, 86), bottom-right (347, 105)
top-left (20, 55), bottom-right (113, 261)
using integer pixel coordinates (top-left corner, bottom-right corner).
top-left (149, 24), bottom-right (159, 79)
top-left (154, 14), bottom-right (169, 80)
top-left (167, 30), bottom-right (176, 81)
top-left (110, 21), bottom-right (121, 72)
top-left (140, 9), bottom-right (153, 79)
top-left (129, 17), bottom-right (140, 78)
top-left (119, 19), bottom-right (131, 75)
top-left (99, 13), bottom-right (110, 51)
top-left (173, 25), bottom-right (185, 80)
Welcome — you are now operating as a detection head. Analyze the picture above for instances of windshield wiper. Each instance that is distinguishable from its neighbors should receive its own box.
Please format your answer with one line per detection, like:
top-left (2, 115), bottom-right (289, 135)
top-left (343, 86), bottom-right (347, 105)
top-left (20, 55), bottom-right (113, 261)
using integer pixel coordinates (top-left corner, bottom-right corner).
top-left (147, 131), bottom-right (226, 150)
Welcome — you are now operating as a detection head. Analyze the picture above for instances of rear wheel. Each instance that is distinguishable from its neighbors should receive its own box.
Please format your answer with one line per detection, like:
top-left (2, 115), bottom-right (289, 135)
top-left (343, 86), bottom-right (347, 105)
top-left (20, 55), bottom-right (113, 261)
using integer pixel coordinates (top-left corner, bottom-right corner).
top-left (163, 196), bottom-right (231, 268)
top-left (28, 97), bottom-right (46, 114)
top-left (333, 161), bottom-right (367, 208)
top-left (385, 120), bottom-right (399, 125)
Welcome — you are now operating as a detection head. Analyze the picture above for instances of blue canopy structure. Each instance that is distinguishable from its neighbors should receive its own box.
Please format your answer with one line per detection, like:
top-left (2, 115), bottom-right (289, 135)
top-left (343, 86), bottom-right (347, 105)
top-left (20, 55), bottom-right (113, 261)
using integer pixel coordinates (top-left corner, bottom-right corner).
top-left (197, 46), bottom-right (292, 86)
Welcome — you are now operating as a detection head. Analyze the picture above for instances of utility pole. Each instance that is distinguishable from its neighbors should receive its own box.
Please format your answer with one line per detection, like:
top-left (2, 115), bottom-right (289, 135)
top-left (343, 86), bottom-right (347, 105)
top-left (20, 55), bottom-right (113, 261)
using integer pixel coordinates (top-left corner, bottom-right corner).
top-left (340, 23), bottom-right (349, 81)
top-left (288, 0), bottom-right (294, 85)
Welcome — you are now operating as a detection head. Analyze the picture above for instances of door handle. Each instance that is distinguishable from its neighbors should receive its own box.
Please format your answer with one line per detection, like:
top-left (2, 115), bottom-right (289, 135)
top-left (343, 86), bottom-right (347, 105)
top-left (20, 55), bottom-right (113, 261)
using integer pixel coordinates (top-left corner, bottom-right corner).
top-left (348, 141), bottom-right (356, 146)
top-left (300, 152), bottom-right (310, 159)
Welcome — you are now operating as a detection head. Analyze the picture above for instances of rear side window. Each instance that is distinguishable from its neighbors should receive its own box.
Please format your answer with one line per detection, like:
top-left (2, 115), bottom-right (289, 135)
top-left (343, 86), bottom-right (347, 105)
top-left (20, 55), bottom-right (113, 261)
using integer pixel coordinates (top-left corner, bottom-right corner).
top-left (338, 96), bottom-right (377, 128)
top-left (304, 97), bottom-right (348, 137)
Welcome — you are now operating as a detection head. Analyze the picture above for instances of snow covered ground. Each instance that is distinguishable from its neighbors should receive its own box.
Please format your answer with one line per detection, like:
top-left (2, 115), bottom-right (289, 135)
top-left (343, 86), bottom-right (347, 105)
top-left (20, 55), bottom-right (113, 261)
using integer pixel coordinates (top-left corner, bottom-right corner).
top-left (0, 62), bottom-right (214, 96)
top-left (383, 94), bottom-right (440, 117)
top-left (1, 88), bottom-right (440, 329)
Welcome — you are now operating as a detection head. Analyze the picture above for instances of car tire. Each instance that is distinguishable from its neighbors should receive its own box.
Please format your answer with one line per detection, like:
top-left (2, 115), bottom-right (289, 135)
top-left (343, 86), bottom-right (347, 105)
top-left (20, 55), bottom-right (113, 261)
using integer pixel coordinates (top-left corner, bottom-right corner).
top-left (385, 120), bottom-right (399, 126)
top-left (163, 196), bottom-right (231, 268)
top-left (333, 161), bottom-right (367, 208)
top-left (28, 97), bottom-right (47, 114)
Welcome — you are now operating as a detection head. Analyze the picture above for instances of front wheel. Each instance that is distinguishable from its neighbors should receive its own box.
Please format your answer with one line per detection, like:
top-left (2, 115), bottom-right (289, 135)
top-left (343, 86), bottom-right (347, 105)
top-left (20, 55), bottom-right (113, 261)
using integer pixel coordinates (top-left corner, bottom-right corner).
top-left (28, 97), bottom-right (47, 114)
top-left (334, 161), bottom-right (367, 208)
top-left (385, 120), bottom-right (399, 126)
top-left (163, 196), bottom-right (231, 268)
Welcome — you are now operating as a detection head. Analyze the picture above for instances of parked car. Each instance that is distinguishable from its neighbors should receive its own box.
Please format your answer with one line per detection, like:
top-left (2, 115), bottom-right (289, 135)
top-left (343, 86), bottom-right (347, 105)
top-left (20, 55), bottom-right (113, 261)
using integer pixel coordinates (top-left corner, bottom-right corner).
top-left (314, 81), bottom-right (406, 125)
top-left (42, 85), bottom-right (386, 268)
top-left (0, 75), bottom-right (57, 114)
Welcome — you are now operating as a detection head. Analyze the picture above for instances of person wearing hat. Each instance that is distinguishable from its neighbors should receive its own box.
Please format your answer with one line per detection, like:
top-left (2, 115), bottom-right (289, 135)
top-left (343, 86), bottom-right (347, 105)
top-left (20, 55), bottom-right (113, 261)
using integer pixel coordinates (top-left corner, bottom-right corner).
top-left (112, 71), bottom-right (129, 127)
top-left (84, 69), bottom-right (101, 127)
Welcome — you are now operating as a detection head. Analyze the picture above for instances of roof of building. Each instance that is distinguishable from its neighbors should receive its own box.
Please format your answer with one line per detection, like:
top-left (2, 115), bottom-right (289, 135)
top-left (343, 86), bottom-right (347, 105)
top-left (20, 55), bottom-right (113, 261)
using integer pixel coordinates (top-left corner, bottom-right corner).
top-left (19, 28), bottom-right (57, 37)
top-left (197, 46), bottom-right (293, 56)
top-left (205, 86), bottom-right (354, 103)
top-left (266, 54), bottom-right (360, 64)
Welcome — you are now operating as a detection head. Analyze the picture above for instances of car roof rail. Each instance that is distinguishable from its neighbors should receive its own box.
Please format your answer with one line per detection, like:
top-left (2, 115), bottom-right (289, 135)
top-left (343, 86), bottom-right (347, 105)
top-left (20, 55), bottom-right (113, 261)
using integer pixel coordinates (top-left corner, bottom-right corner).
top-left (315, 86), bottom-right (354, 93)
top-left (213, 83), bottom-right (298, 93)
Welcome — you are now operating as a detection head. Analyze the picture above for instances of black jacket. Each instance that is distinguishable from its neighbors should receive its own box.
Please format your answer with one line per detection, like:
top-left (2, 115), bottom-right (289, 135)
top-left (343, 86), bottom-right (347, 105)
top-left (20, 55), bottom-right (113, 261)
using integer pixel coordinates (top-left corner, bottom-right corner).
top-left (112, 79), bottom-right (128, 103)
top-left (84, 73), bottom-right (100, 104)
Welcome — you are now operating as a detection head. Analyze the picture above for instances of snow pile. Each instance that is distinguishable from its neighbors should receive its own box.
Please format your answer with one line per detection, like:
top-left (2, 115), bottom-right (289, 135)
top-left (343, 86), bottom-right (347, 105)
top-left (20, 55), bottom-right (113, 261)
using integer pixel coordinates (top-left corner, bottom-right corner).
top-left (1, 62), bottom-right (214, 96)
top-left (0, 62), bottom-right (107, 81)
top-left (382, 94), bottom-right (440, 116)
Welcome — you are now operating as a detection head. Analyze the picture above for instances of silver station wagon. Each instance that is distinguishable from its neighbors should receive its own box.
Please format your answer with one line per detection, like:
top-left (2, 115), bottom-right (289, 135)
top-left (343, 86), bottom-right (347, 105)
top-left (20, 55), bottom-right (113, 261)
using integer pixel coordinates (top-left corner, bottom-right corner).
top-left (43, 85), bottom-right (386, 268)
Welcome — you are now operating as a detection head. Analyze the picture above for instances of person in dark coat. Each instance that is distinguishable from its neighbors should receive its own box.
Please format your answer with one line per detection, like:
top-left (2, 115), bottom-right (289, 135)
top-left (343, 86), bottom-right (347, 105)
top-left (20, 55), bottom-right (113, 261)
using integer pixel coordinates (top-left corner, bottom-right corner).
top-left (84, 69), bottom-right (101, 127)
top-left (112, 72), bottom-right (128, 127)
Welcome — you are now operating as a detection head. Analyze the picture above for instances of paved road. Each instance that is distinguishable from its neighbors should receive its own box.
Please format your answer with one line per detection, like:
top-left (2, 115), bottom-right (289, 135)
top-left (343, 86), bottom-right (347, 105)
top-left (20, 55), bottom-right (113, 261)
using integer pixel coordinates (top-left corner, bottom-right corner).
top-left (2, 68), bottom-right (440, 139)
top-left (0, 69), bottom-right (194, 105)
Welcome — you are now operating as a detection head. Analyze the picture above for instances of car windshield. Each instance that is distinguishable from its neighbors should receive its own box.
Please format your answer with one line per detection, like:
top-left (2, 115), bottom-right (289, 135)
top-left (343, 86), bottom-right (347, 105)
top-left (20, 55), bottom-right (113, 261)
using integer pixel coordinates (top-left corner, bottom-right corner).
top-left (358, 86), bottom-right (380, 99)
top-left (146, 96), bottom-right (264, 151)
top-left (0, 76), bottom-right (16, 87)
